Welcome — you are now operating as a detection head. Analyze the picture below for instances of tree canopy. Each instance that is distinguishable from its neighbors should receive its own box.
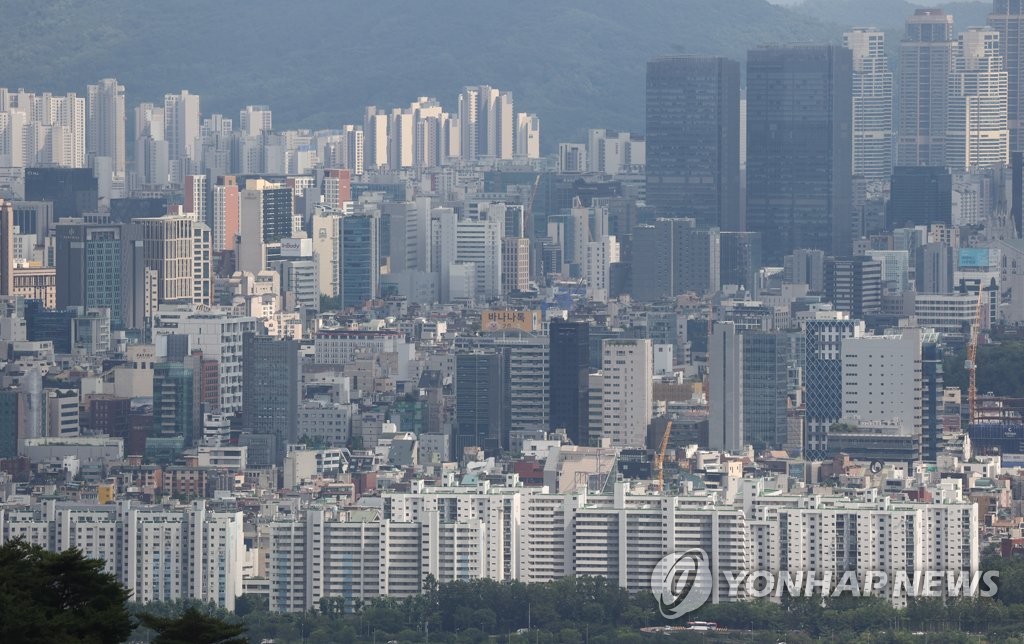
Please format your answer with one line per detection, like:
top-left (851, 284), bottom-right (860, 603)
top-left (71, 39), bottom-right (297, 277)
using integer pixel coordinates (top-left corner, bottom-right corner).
top-left (0, 538), bottom-right (134, 644)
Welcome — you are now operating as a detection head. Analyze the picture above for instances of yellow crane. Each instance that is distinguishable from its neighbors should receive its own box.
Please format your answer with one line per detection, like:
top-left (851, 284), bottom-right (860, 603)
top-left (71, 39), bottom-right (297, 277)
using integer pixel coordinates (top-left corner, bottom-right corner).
top-left (967, 285), bottom-right (986, 424)
top-left (655, 420), bottom-right (673, 490)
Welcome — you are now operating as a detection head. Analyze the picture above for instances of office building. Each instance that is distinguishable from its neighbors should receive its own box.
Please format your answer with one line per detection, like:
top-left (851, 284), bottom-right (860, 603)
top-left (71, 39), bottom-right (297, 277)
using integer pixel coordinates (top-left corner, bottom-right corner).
top-left (719, 231), bottom-right (761, 297)
top-left (742, 331), bottom-right (790, 451)
top-left (645, 56), bottom-right (740, 229)
top-left (841, 329), bottom-right (923, 437)
top-left (898, 9), bottom-right (956, 166)
top-left (55, 220), bottom-right (125, 321)
top-left (153, 361), bottom-right (196, 447)
top-left (130, 215), bottom-right (194, 303)
top-left (24, 167), bottom-right (98, 219)
top-left (242, 334), bottom-right (301, 464)
top-left (916, 242), bottom-right (955, 294)
top-left (708, 322), bottom-right (743, 452)
top-left (747, 45), bottom-right (853, 261)
top-left (600, 339), bottom-right (653, 448)
top-left (888, 166), bottom-right (953, 229)
top-left (947, 27), bottom-right (1010, 169)
top-left (549, 319), bottom-right (590, 446)
top-left (238, 179), bottom-right (293, 272)
top-left (340, 212), bottom-right (379, 308)
top-left (990, 0), bottom-right (1024, 152)
top-left (804, 315), bottom-right (865, 454)
top-left (153, 308), bottom-right (258, 415)
top-left (844, 29), bottom-right (894, 180)
top-left (455, 350), bottom-right (510, 455)
top-left (825, 256), bottom-right (882, 319)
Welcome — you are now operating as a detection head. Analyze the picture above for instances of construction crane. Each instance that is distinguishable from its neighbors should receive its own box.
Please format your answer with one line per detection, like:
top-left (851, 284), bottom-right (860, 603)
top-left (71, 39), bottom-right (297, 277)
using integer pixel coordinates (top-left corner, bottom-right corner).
top-left (967, 285), bottom-right (987, 424)
top-left (655, 421), bottom-right (673, 491)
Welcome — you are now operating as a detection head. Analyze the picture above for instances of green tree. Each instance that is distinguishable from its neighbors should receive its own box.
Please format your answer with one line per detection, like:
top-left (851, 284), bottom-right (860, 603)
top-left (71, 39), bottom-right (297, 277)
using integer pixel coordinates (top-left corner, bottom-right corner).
top-left (139, 606), bottom-right (247, 644)
top-left (0, 538), bottom-right (134, 644)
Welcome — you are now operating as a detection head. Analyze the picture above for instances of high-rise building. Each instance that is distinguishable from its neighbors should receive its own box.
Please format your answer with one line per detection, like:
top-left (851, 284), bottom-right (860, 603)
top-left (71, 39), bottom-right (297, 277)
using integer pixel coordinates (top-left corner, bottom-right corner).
top-left (185, 174), bottom-right (208, 224)
top-left (458, 86), bottom-right (514, 160)
top-left (747, 45), bottom-right (853, 261)
top-left (897, 9), bottom-right (956, 166)
top-left (600, 338), bottom-right (653, 448)
top-left (239, 105), bottom-right (272, 137)
top-left (515, 113), bottom-right (541, 160)
top-left (804, 315), bottom-right (865, 454)
top-left (922, 340), bottom-right (945, 461)
top-left (947, 27), bottom-right (1010, 169)
top-left (153, 308), bottom-right (258, 415)
top-left (989, 0), bottom-right (1024, 152)
top-left (0, 200), bottom-right (11, 297)
top-left (55, 220), bottom-right (126, 321)
top-left (340, 212), bottom-right (379, 308)
top-left (549, 319), bottom-right (590, 446)
top-left (242, 333), bottom-right (301, 465)
top-left (742, 331), bottom-right (790, 451)
top-left (86, 78), bottom-right (126, 176)
top-left (24, 167), bottom-right (98, 219)
top-left (915, 242), bottom-right (955, 294)
top-left (645, 56), bottom-right (741, 229)
top-left (455, 350), bottom-right (510, 456)
top-left (824, 256), bottom-right (882, 319)
top-left (887, 166), bottom-right (953, 228)
top-left (211, 175), bottom-right (239, 252)
top-left (130, 216), bottom-right (194, 303)
top-left (840, 329), bottom-right (923, 438)
top-left (153, 361), bottom-right (196, 447)
top-left (844, 29), bottom-right (894, 180)
top-left (163, 90), bottom-right (201, 183)
top-left (238, 179), bottom-right (293, 272)
top-left (720, 231), bottom-right (762, 297)
top-left (501, 237), bottom-right (530, 294)
top-left (708, 322), bottom-right (743, 452)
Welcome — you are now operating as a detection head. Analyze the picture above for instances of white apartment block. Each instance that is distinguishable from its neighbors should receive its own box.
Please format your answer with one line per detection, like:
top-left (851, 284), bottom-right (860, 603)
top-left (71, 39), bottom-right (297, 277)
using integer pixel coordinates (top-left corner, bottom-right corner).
top-left (0, 500), bottom-right (244, 610)
top-left (247, 479), bottom-right (979, 612)
top-left (600, 339), bottom-right (653, 447)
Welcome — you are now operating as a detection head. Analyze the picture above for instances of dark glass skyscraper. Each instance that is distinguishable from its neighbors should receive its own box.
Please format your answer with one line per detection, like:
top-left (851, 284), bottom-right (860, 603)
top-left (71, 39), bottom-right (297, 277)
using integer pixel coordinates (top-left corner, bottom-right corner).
top-left (549, 319), bottom-right (590, 446)
top-left (990, 1), bottom-right (1024, 152)
top-left (645, 56), bottom-right (741, 230)
top-left (242, 333), bottom-right (301, 464)
top-left (455, 350), bottom-right (510, 456)
top-left (24, 167), bottom-right (98, 219)
top-left (887, 166), bottom-right (953, 229)
top-left (746, 45), bottom-right (853, 262)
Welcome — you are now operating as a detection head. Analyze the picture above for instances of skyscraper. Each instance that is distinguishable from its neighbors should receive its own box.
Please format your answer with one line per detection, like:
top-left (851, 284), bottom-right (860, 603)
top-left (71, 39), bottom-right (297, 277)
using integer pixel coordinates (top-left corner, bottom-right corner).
top-left (887, 166), bottom-right (953, 228)
top-left (340, 212), bottom-right (379, 308)
top-left (645, 56), bottom-right (741, 229)
top-left (549, 319), bottom-right (590, 446)
top-left (947, 27), bottom-right (1010, 169)
top-left (242, 333), bottom-right (301, 465)
top-left (746, 45), bottom-right (853, 262)
top-left (55, 220), bottom-right (125, 320)
top-left (824, 256), bottom-right (882, 319)
top-left (990, 0), bottom-right (1024, 152)
top-left (708, 322), bottom-right (743, 453)
top-left (844, 29), bottom-right (893, 180)
top-left (86, 78), bottom-right (126, 176)
top-left (455, 350), bottom-right (510, 455)
top-left (897, 9), bottom-right (956, 166)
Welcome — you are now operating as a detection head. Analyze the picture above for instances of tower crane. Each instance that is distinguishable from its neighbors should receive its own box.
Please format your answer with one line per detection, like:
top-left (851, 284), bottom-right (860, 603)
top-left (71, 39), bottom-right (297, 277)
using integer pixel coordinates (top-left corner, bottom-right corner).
top-left (967, 285), bottom-right (986, 424)
top-left (655, 421), bottom-right (673, 491)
